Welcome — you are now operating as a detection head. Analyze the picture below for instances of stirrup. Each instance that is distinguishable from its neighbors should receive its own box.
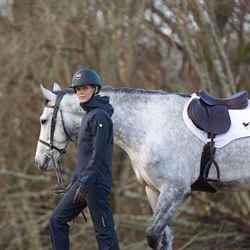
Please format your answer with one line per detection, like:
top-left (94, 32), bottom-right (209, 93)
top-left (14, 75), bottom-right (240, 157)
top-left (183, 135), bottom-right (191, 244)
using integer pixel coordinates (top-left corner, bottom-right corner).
top-left (203, 159), bottom-right (220, 182)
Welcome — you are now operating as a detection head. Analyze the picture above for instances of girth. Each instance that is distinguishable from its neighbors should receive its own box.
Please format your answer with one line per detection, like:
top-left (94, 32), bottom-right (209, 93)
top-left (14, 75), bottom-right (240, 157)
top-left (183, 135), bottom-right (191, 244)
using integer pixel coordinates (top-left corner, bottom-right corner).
top-left (189, 90), bottom-right (249, 192)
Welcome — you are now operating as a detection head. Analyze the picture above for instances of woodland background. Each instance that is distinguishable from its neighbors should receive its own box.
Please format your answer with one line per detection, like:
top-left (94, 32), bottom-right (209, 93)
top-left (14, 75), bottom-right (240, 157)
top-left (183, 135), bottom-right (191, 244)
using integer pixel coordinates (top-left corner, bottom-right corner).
top-left (0, 0), bottom-right (250, 249)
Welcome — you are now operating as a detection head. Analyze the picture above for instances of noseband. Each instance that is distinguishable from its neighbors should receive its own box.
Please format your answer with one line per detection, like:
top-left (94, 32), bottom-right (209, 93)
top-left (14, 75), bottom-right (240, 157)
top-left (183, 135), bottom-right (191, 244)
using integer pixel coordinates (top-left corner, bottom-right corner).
top-left (38, 91), bottom-right (75, 194)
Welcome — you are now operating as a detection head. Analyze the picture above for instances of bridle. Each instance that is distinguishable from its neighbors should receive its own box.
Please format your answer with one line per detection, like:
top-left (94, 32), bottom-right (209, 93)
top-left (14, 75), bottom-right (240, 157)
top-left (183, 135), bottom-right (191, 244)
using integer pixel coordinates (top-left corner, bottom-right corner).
top-left (38, 91), bottom-right (76, 194)
top-left (38, 91), bottom-right (75, 154)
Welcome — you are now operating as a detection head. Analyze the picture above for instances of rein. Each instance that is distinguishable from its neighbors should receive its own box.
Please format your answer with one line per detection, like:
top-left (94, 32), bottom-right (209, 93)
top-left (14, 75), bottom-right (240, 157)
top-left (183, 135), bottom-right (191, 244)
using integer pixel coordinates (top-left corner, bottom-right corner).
top-left (38, 91), bottom-right (75, 194)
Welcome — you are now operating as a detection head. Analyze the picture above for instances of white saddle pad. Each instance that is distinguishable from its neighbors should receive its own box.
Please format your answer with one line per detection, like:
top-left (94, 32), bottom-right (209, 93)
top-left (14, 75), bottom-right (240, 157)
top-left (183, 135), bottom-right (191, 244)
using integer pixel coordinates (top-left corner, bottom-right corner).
top-left (183, 93), bottom-right (250, 148)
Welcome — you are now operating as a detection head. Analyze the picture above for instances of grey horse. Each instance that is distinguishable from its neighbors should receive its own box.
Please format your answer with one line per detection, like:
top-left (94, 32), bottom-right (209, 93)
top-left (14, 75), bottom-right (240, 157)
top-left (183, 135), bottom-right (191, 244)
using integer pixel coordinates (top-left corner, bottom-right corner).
top-left (35, 83), bottom-right (250, 250)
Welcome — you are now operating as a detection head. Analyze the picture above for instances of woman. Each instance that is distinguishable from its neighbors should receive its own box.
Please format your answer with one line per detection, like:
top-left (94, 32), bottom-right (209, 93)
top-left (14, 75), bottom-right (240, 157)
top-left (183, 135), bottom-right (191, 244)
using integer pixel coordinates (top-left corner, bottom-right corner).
top-left (49, 68), bottom-right (120, 250)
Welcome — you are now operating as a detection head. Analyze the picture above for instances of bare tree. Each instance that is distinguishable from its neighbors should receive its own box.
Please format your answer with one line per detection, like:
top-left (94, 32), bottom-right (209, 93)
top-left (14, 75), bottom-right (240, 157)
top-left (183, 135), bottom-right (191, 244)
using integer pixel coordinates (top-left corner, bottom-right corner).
top-left (0, 0), bottom-right (249, 249)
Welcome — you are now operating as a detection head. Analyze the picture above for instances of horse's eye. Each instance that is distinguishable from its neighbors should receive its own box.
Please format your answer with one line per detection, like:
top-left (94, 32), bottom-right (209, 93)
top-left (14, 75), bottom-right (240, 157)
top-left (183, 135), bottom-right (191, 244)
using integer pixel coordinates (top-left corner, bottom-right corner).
top-left (40, 119), bottom-right (47, 125)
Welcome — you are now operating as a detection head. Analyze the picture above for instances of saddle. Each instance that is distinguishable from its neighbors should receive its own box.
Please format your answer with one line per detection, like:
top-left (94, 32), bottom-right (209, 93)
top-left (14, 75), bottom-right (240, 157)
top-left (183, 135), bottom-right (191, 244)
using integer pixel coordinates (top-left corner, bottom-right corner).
top-left (188, 90), bottom-right (248, 135)
top-left (188, 90), bottom-right (248, 191)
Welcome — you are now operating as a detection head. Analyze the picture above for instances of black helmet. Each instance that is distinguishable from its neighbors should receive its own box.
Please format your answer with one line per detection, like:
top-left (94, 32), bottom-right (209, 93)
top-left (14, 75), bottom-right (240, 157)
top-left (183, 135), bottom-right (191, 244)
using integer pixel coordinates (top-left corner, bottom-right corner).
top-left (70, 68), bottom-right (102, 91)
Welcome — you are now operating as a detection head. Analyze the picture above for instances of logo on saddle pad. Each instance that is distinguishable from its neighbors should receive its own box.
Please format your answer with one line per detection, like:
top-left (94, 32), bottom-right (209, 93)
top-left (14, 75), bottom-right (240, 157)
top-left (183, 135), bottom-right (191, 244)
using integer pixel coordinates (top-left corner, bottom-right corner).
top-left (242, 122), bottom-right (250, 128)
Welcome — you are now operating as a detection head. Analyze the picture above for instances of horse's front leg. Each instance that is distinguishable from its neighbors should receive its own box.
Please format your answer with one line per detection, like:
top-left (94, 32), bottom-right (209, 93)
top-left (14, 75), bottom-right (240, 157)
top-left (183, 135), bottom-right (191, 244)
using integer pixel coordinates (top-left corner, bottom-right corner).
top-left (146, 187), bottom-right (174, 250)
top-left (145, 184), bottom-right (190, 250)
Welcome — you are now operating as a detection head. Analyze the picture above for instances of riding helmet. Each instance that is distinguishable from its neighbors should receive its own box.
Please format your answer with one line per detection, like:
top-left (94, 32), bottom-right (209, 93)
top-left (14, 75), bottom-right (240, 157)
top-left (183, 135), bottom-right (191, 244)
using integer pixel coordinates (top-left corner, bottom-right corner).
top-left (70, 68), bottom-right (102, 93)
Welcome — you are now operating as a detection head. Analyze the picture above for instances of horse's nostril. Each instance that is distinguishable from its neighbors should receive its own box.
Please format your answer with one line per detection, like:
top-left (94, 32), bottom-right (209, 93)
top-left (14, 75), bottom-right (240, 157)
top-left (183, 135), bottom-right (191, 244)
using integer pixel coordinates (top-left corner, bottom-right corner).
top-left (35, 159), bottom-right (41, 168)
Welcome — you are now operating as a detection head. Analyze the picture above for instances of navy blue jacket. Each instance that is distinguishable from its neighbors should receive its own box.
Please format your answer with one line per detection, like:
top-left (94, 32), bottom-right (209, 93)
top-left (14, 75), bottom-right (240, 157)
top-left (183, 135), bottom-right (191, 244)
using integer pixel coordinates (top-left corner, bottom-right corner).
top-left (71, 95), bottom-right (114, 193)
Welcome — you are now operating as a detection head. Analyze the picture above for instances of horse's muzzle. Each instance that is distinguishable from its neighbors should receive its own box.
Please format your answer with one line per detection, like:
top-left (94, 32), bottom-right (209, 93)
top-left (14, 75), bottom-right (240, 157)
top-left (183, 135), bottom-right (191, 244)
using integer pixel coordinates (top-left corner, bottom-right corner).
top-left (35, 158), bottom-right (54, 171)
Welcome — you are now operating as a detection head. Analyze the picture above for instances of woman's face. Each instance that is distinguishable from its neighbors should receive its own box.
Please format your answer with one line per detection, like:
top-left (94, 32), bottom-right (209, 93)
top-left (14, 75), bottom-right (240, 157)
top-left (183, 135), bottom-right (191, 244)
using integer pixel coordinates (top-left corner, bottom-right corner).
top-left (75, 85), bottom-right (95, 103)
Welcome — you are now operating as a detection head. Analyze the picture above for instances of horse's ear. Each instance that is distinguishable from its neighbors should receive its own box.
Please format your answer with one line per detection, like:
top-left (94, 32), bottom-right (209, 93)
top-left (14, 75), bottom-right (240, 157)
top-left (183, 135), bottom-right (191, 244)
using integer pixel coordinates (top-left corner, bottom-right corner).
top-left (53, 82), bottom-right (61, 92)
top-left (40, 84), bottom-right (57, 102)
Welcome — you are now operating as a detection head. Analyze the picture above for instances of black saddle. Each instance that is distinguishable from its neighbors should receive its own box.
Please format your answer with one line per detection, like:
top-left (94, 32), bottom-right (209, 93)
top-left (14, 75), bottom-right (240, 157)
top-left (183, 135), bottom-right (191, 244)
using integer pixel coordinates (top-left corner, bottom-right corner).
top-left (188, 90), bottom-right (248, 135)
top-left (188, 90), bottom-right (248, 190)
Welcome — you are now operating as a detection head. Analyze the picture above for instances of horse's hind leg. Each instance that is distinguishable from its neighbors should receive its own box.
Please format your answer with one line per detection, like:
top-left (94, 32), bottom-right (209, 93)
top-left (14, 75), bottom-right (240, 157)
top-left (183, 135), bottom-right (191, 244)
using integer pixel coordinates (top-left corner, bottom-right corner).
top-left (145, 185), bottom-right (190, 250)
top-left (146, 187), bottom-right (174, 250)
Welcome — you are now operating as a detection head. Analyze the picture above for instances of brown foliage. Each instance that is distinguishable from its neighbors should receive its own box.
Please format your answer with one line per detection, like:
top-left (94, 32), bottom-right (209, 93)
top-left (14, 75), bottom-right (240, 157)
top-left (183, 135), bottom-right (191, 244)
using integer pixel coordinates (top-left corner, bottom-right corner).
top-left (0, 0), bottom-right (249, 249)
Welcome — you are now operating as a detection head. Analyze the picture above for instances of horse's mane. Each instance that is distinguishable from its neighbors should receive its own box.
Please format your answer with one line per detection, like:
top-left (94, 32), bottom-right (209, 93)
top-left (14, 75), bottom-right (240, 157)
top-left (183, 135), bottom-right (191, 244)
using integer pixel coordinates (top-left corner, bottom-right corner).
top-left (102, 86), bottom-right (167, 95)
top-left (101, 86), bottom-right (190, 98)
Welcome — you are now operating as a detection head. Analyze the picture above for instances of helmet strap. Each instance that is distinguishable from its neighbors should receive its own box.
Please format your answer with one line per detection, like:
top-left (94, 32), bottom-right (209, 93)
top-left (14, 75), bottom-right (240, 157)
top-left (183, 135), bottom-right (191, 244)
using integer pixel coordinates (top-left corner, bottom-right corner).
top-left (91, 85), bottom-right (97, 98)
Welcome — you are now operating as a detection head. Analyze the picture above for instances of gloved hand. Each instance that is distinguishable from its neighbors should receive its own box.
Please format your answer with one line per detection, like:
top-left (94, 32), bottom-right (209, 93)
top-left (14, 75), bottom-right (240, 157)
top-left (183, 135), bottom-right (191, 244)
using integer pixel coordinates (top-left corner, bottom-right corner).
top-left (65, 182), bottom-right (73, 192)
top-left (73, 187), bottom-right (87, 205)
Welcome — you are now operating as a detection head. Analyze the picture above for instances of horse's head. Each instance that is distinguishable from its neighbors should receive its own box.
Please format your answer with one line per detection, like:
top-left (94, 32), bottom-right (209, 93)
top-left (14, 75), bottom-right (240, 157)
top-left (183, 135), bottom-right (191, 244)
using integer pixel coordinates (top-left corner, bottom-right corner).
top-left (35, 83), bottom-right (79, 171)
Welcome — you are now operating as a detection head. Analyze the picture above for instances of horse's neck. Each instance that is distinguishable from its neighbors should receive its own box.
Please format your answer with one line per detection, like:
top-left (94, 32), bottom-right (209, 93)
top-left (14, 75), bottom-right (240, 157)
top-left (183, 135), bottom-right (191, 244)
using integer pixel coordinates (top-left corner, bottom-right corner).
top-left (108, 92), bottom-right (143, 153)
top-left (101, 89), bottom-right (188, 155)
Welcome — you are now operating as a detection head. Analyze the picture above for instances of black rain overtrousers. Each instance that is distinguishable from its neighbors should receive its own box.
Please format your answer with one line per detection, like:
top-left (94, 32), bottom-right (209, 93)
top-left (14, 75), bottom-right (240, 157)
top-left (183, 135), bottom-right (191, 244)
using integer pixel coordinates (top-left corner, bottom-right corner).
top-left (49, 181), bottom-right (119, 250)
